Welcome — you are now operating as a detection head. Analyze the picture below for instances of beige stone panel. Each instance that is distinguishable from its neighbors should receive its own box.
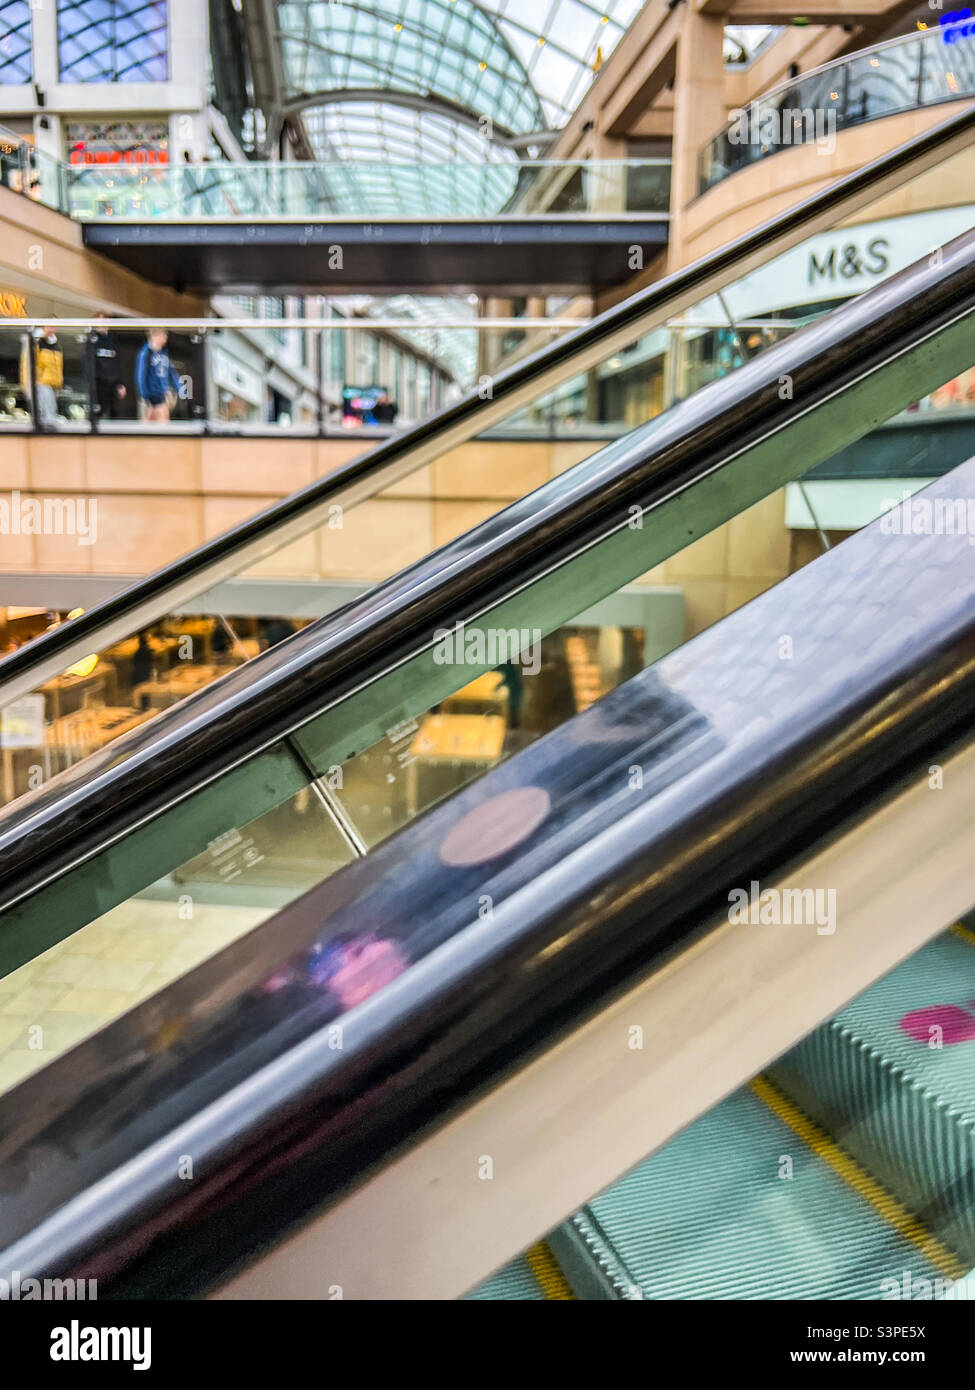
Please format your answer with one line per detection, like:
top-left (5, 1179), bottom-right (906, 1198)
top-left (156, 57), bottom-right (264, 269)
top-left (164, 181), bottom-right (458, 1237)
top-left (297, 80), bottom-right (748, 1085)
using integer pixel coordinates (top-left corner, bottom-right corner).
top-left (845, 143), bottom-right (975, 227)
top-left (379, 465), bottom-right (433, 500)
top-left (631, 563), bottom-right (669, 587)
top-left (33, 520), bottom-right (95, 575)
top-left (241, 533), bottom-right (320, 579)
top-left (28, 437), bottom-right (86, 492)
top-left (679, 104), bottom-right (966, 268)
top-left (202, 494), bottom-right (269, 537)
top-left (202, 496), bottom-right (319, 579)
top-left (664, 523), bottom-right (729, 580)
top-left (727, 491), bottom-right (791, 581)
top-left (201, 439), bottom-right (315, 497)
top-left (789, 528), bottom-right (825, 574)
top-left (318, 499), bottom-right (434, 581)
top-left (0, 186), bottom-right (206, 320)
top-left (90, 494), bottom-right (204, 575)
top-left (86, 436), bottom-right (202, 494)
top-left (432, 441), bottom-right (551, 501)
top-left (315, 438), bottom-right (374, 477)
top-left (0, 523), bottom-right (35, 572)
top-left (549, 439), bottom-right (600, 477)
top-left (0, 437), bottom-right (28, 489)
top-left (680, 579), bottom-right (728, 639)
top-left (433, 499), bottom-right (503, 550)
top-left (315, 435), bottom-right (433, 498)
top-left (725, 577), bottom-right (777, 616)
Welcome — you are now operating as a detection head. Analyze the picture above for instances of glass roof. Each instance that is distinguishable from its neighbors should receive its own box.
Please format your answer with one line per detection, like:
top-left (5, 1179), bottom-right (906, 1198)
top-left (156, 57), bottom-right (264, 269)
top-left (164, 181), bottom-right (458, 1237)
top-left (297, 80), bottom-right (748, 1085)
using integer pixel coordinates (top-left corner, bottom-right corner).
top-left (357, 292), bottom-right (479, 384)
top-left (277, 0), bottom-right (543, 135)
top-left (333, 293), bottom-right (477, 385)
top-left (275, 0), bottom-right (645, 134)
top-left (300, 101), bottom-right (521, 214)
top-left (723, 25), bottom-right (781, 66)
top-left (478, 0), bottom-right (643, 127)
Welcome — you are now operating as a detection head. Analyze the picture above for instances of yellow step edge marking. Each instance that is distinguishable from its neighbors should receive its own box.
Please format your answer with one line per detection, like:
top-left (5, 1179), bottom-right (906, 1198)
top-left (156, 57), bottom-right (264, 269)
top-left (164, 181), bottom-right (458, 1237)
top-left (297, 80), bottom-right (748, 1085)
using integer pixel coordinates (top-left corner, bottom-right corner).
top-left (750, 1074), bottom-right (966, 1282)
top-left (950, 921), bottom-right (975, 949)
top-left (525, 1242), bottom-right (575, 1300)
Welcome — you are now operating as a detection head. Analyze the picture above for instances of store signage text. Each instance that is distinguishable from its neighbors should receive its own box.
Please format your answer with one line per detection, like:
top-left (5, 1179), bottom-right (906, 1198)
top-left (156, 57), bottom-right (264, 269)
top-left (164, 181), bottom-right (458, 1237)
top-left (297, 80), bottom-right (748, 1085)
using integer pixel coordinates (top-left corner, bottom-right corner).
top-left (808, 237), bottom-right (890, 285)
top-left (67, 148), bottom-right (170, 166)
top-left (940, 10), bottom-right (975, 42)
top-left (0, 292), bottom-right (26, 317)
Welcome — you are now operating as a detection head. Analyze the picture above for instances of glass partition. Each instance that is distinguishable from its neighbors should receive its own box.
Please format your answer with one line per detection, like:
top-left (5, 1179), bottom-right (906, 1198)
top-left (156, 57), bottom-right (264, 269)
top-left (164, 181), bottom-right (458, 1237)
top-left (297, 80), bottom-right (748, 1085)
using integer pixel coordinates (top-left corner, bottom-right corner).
top-left (700, 23), bottom-right (975, 194)
top-left (2, 145), bottom-right (975, 817)
top-left (1, 291), bottom-right (968, 1019)
top-left (61, 158), bottom-right (671, 222)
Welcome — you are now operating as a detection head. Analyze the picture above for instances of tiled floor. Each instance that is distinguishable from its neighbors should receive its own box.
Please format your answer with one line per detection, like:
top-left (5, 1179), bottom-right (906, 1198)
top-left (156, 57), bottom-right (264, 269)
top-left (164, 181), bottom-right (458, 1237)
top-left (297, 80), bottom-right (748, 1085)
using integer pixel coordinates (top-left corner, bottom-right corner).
top-left (0, 895), bottom-right (269, 1097)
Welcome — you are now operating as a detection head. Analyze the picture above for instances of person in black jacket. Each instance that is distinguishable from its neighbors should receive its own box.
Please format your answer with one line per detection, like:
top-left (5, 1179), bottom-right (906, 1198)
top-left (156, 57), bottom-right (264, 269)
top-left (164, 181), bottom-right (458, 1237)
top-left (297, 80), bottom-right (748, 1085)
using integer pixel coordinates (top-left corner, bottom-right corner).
top-left (91, 314), bottom-right (127, 420)
top-left (372, 392), bottom-right (398, 425)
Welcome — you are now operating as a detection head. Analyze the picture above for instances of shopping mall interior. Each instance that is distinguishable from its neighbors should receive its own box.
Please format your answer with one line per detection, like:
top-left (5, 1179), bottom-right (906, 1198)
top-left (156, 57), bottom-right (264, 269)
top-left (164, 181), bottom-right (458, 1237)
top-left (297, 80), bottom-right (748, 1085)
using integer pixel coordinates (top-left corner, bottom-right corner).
top-left (0, 0), bottom-right (973, 1316)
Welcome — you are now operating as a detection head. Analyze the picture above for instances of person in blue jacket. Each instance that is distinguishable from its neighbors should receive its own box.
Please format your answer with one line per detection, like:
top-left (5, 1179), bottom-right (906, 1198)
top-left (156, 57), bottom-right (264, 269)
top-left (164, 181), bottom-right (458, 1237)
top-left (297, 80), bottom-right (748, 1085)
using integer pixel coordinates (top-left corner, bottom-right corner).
top-left (135, 329), bottom-right (181, 422)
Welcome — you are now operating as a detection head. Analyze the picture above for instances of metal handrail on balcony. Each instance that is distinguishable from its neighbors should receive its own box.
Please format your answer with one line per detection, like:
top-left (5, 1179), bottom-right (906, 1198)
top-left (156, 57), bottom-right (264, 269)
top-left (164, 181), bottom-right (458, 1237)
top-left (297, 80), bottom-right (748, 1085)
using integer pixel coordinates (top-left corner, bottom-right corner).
top-left (0, 135), bottom-right (673, 222)
top-left (699, 20), bottom-right (975, 195)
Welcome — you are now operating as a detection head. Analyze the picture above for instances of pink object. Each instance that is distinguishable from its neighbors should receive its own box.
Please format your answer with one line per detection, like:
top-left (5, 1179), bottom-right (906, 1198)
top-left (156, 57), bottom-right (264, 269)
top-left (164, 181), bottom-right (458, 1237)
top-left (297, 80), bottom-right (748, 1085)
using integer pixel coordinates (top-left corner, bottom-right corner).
top-left (329, 937), bottom-right (408, 1010)
top-left (439, 786), bottom-right (551, 867)
top-left (898, 1004), bottom-right (975, 1045)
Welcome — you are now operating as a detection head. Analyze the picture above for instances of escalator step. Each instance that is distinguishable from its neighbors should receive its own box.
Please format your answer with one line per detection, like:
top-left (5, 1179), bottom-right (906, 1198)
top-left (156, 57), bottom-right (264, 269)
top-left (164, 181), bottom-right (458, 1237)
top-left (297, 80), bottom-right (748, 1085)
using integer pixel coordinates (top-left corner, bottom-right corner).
top-left (547, 1080), bottom-right (960, 1299)
top-left (466, 1243), bottom-right (575, 1300)
top-left (770, 926), bottom-right (975, 1264)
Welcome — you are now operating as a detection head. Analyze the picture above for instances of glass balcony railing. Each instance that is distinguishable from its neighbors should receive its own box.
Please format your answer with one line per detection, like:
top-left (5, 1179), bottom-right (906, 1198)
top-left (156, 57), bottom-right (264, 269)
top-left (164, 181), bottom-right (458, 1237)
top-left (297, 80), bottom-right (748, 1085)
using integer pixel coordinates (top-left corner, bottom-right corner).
top-left (3, 287), bottom-right (975, 441)
top-left (699, 21), bottom-right (975, 194)
top-left (0, 316), bottom-right (584, 435)
top-left (0, 140), bottom-right (671, 222)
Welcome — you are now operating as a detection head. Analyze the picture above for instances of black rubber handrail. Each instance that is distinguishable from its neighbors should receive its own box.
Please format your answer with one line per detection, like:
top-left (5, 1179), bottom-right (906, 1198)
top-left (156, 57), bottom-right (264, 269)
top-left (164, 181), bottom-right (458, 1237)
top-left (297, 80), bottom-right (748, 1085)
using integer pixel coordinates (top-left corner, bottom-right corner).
top-left (2, 101), bottom-right (975, 701)
top-left (1, 227), bottom-right (974, 912)
top-left (0, 455), bottom-right (972, 1296)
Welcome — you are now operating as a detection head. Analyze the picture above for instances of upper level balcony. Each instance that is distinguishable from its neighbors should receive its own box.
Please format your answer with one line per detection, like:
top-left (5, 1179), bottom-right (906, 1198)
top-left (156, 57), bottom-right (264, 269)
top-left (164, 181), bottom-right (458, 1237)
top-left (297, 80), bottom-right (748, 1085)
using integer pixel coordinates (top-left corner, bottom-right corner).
top-left (699, 19), bottom-right (975, 196)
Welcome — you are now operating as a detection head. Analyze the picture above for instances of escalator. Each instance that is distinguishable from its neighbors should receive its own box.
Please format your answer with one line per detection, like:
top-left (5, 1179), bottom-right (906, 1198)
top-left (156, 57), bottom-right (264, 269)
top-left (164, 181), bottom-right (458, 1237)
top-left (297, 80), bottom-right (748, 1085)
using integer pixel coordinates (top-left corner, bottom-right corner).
top-left (0, 191), bottom-right (972, 1299)
top-left (2, 102), bottom-right (975, 816)
top-left (476, 925), bottom-right (975, 1300)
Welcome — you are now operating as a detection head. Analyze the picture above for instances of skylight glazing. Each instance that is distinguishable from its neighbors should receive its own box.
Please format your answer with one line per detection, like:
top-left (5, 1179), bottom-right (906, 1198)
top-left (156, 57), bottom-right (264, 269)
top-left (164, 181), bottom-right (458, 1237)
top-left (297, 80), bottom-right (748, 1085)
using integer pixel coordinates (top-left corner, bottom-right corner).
top-left (57, 0), bottom-right (169, 83)
top-left (0, 0), bottom-right (32, 84)
top-left (275, 0), bottom-right (645, 134)
top-left (477, 0), bottom-right (643, 127)
top-left (301, 100), bottom-right (520, 214)
top-left (723, 24), bottom-right (781, 66)
top-left (277, 0), bottom-right (544, 135)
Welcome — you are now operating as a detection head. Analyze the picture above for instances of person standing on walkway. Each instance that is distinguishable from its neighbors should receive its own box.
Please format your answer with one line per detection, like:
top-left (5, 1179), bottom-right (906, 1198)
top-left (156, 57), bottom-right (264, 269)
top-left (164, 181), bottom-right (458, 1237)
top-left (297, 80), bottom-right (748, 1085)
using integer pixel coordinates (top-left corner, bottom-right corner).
top-left (91, 313), bottom-right (127, 420)
top-left (22, 326), bottom-right (64, 429)
top-left (136, 329), bottom-right (181, 423)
